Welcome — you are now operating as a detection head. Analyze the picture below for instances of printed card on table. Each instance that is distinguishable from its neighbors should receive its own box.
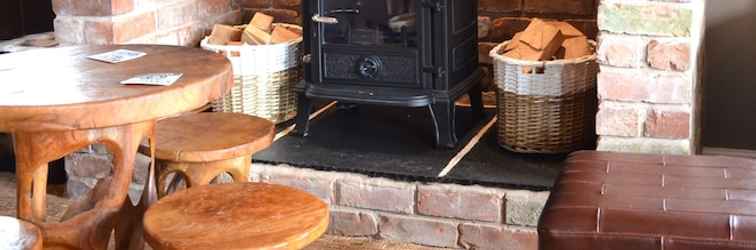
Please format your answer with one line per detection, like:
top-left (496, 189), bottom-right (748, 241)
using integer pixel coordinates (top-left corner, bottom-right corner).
top-left (88, 49), bottom-right (146, 63)
top-left (120, 73), bottom-right (183, 86)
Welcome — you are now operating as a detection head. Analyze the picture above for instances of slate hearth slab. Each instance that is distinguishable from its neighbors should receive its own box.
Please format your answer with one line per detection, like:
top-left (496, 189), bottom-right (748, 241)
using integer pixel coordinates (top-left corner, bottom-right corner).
top-left (444, 128), bottom-right (565, 191)
top-left (256, 104), bottom-right (565, 190)
top-left (255, 104), bottom-right (493, 181)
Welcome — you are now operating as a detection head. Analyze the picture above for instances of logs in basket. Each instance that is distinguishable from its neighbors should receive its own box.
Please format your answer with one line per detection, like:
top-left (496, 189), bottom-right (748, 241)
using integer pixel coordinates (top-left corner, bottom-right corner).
top-left (200, 23), bottom-right (303, 124)
top-left (490, 40), bottom-right (599, 154)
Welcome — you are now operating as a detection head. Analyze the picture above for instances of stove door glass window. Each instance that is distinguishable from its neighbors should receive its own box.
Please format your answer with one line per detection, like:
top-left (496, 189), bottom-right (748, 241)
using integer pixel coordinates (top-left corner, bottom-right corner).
top-left (320, 0), bottom-right (418, 47)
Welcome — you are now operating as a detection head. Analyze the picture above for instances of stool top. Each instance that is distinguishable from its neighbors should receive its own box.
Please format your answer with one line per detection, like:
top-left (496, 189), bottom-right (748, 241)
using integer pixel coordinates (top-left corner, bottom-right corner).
top-left (0, 216), bottom-right (42, 250)
top-left (153, 112), bottom-right (274, 162)
top-left (143, 183), bottom-right (329, 250)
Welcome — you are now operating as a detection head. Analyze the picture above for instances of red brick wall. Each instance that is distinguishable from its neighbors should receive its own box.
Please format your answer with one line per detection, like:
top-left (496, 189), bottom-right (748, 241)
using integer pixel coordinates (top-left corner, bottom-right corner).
top-left (235, 0), bottom-right (598, 35)
top-left (478, 0), bottom-right (598, 42)
top-left (236, 0), bottom-right (302, 24)
top-left (53, 0), bottom-right (241, 45)
top-left (54, 0), bottom-right (598, 56)
top-left (53, 0), bottom-right (598, 62)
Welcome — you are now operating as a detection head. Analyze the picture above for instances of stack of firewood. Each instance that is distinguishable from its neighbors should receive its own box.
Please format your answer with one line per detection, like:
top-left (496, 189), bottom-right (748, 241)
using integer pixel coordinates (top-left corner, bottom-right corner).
top-left (501, 18), bottom-right (592, 61)
top-left (207, 13), bottom-right (302, 46)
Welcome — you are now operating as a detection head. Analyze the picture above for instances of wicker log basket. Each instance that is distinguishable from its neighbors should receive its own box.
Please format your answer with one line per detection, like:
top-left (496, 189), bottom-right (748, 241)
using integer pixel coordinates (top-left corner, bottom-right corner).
top-left (200, 23), bottom-right (303, 124)
top-left (490, 40), bottom-right (598, 154)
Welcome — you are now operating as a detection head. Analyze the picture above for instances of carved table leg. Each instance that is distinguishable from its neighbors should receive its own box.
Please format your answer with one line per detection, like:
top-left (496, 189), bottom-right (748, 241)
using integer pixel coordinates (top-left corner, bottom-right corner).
top-left (15, 161), bottom-right (48, 224)
top-left (12, 121), bottom-right (155, 250)
top-left (114, 135), bottom-right (158, 250)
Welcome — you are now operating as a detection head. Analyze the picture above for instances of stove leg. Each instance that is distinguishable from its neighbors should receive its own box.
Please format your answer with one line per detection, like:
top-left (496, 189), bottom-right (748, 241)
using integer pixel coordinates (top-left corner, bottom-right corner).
top-left (430, 101), bottom-right (458, 149)
top-left (469, 83), bottom-right (484, 120)
top-left (294, 93), bottom-right (312, 136)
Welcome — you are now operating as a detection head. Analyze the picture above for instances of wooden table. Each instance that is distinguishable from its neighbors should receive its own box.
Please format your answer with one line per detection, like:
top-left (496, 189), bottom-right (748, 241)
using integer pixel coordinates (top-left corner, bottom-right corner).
top-left (0, 45), bottom-right (233, 249)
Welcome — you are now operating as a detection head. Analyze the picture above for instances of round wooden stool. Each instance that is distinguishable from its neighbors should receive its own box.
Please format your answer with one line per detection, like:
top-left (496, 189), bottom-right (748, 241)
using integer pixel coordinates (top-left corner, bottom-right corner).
top-left (143, 183), bottom-right (329, 250)
top-left (0, 216), bottom-right (43, 250)
top-left (150, 112), bottom-right (274, 196)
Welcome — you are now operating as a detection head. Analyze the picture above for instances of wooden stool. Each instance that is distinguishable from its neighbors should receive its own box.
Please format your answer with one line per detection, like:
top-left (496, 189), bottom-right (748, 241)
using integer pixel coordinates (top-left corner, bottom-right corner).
top-left (150, 112), bottom-right (274, 196)
top-left (0, 216), bottom-right (43, 250)
top-left (143, 183), bottom-right (329, 250)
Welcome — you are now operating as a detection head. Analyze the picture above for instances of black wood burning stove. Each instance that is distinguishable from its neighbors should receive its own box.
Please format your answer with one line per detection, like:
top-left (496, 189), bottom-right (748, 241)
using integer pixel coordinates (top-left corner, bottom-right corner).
top-left (295, 0), bottom-right (483, 148)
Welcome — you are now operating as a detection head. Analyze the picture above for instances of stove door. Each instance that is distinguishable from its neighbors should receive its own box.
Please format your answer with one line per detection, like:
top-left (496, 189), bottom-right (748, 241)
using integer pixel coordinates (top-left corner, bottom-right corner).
top-left (431, 0), bottom-right (478, 90)
top-left (317, 0), bottom-right (418, 47)
top-left (309, 0), bottom-right (428, 88)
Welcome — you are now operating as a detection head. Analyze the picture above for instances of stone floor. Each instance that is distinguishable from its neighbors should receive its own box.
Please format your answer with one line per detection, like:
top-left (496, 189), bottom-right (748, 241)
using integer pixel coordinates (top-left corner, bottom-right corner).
top-left (0, 173), bottom-right (442, 250)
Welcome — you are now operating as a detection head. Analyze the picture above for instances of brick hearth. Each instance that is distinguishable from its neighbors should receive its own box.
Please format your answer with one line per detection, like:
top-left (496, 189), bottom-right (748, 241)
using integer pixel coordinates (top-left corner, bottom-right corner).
top-left (252, 164), bottom-right (545, 249)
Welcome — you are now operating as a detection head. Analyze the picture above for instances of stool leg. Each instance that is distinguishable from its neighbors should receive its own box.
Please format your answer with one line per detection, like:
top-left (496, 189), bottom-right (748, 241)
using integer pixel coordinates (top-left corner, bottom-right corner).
top-left (156, 160), bottom-right (188, 198)
top-left (161, 156), bottom-right (253, 193)
top-left (228, 156), bottom-right (252, 183)
top-left (156, 161), bottom-right (209, 195)
top-left (185, 163), bottom-right (217, 187)
top-left (155, 160), bottom-right (168, 198)
top-left (13, 121), bottom-right (154, 250)
top-left (165, 172), bottom-right (185, 194)
top-left (189, 157), bottom-right (252, 185)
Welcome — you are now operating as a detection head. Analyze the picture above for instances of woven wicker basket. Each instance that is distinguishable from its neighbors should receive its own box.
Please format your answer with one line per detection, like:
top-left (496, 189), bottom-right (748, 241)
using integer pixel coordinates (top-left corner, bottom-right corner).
top-left (200, 23), bottom-right (303, 124)
top-left (490, 40), bottom-right (598, 154)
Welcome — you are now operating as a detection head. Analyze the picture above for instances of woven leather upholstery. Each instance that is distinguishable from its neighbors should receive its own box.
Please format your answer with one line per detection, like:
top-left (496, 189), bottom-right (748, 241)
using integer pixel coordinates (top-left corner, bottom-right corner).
top-left (539, 151), bottom-right (756, 250)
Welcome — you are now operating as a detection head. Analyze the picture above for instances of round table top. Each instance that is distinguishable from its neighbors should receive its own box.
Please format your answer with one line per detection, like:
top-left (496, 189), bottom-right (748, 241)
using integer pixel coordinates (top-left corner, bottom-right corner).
top-left (143, 183), bottom-right (329, 250)
top-left (153, 112), bottom-right (275, 162)
top-left (0, 45), bottom-right (233, 132)
top-left (0, 216), bottom-right (43, 250)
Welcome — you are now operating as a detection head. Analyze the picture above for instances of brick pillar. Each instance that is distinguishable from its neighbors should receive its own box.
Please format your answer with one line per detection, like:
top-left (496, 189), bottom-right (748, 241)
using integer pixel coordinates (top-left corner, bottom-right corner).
top-left (595, 0), bottom-right (705, 155)
top-left (53, 0), bottom-right (241, 46)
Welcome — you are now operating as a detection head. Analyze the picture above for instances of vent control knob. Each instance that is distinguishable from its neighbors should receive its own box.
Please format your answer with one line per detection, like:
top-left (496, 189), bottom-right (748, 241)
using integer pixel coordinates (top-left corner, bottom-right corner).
top-left (358, 56), bottom-right (382, 80)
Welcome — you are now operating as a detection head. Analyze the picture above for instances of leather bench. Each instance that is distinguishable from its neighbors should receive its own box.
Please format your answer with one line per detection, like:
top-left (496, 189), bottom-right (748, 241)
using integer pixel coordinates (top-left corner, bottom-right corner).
top-left (539, 151), bottom-right (756, 250)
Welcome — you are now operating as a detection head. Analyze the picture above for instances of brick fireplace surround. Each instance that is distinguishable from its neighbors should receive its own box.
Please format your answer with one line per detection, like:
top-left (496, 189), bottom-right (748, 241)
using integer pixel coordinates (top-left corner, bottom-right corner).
top-left (54, 0), bottom-right (705, 249)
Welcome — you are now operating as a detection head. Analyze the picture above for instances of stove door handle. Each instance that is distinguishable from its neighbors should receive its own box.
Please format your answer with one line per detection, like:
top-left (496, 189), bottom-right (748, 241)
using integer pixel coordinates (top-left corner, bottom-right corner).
top-left (328, 9), bottom-right (360, 15)
top-left (312, 15), bottom-right (339, 24)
